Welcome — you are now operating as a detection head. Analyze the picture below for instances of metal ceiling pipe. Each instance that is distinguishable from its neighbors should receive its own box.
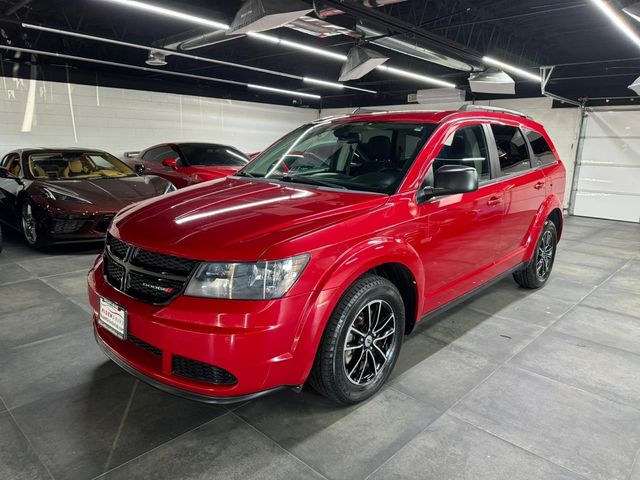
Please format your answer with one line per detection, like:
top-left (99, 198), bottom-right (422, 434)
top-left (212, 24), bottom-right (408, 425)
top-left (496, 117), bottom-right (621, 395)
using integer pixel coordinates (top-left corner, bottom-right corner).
top-left (319, 0), bottom-right (485, 72)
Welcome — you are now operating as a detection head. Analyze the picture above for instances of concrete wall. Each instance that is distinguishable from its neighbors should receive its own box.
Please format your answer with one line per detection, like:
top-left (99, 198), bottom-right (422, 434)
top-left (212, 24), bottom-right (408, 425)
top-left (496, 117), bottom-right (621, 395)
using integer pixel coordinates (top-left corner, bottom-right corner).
top-left (0, 76), bottom-right (319, 158)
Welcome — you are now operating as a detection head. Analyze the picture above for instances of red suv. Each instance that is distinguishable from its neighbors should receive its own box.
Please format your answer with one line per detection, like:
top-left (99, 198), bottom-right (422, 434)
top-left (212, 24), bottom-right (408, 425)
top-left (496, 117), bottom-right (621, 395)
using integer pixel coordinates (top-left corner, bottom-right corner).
top-left (129, 142), bottom-right (249, 188)
top-left (89, 108), bottom-right (565, 405)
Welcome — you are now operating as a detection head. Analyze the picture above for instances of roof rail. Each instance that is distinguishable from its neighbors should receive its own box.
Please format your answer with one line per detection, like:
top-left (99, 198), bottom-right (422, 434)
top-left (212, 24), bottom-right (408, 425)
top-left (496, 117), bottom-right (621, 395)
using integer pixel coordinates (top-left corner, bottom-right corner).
top-left (458, 104), bottom-right (533, 120)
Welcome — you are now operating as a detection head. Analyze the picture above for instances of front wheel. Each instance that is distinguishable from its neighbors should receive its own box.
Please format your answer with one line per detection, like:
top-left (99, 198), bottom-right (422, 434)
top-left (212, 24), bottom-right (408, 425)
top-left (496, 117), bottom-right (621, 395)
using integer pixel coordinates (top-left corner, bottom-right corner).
top-left (21, 200), bottom-right (48, 250)
top-left (513, 219), bottom-right (557, 289)
top-left (308, 274), bottom-right (405, 404)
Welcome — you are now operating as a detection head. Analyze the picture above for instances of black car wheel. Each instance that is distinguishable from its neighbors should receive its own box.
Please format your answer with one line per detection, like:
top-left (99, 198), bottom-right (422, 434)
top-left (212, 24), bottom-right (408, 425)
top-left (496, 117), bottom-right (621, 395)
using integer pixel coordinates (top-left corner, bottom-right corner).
top-left (21, 200), bottom-right (48, 249)
top-left (308, 274), bottom-right (404, 404)
top-left (513, 219), bottom-right (557, 289)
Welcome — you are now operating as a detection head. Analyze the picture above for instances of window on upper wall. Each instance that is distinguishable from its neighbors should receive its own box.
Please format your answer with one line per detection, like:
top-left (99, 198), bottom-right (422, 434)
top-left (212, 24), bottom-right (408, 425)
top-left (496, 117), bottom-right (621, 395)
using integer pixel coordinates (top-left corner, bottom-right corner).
top-left (432, 124), bottom-right (491, 182)
top-left (491, 125), bottom-right (532, 176)
top-left (524, 128), bottom-right (558, 167)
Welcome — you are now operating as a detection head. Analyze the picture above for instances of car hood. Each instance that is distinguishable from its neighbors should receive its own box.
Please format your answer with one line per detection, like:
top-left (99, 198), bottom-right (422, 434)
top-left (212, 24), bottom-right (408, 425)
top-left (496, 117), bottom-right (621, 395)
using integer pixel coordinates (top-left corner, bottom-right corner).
top-left (36, 176), bottom-right (168, 206)
top-left (187, 165), bottom-right (242, 181)
top-left (111, 177), bottom-right (388, 261)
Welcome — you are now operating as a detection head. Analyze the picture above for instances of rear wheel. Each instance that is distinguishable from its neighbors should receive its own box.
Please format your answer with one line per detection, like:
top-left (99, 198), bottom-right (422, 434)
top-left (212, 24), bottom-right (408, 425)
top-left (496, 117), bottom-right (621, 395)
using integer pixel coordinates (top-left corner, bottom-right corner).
top-left (309, 274), bottom-right (404, 404)
top-left (513, 219), bottom-right (557, 289)
top-left (21, 200), bottom-right (48, 250)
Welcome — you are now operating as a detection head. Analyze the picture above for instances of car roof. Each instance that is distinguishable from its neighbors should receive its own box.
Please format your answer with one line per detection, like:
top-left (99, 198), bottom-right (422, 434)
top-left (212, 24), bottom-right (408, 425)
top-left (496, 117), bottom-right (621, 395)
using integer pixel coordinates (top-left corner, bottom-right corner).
top-left (318, 109), bottom-right (545, 131)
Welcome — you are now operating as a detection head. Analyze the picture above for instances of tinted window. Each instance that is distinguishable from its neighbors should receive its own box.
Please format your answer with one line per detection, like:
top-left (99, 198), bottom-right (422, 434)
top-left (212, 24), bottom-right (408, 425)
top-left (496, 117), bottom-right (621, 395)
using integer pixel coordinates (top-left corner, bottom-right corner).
top-left (143, 146), bottom-right (176, 164)
top-left (242, 122), bottom-right (437, 194)
top-left (525, 128), bottom-right (557, 167)
top-left (179, 144), bottom-right (249, 167)
top-left (491, 125), bottom-right (532, 175)
top-left (433, 125), bottom-right (490, 181)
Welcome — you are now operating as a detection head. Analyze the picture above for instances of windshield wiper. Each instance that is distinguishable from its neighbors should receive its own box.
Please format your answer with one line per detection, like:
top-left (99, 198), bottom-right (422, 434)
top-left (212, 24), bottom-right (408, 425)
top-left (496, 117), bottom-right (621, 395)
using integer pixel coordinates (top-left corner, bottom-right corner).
top-left (279, 175), bottom-right (347, 190)
top-left (235, 171), bottom-right (255, 178)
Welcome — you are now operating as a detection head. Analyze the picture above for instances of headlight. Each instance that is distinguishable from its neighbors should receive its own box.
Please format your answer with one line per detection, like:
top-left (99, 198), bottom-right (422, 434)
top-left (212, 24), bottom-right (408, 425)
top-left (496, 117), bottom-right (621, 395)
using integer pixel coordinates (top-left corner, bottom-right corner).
top-left (185, 255), bottom-right (309, 300)
top-left (164, 182), bottom-right (177, 194)
top-left (42, 187), bottom-right (92, 204)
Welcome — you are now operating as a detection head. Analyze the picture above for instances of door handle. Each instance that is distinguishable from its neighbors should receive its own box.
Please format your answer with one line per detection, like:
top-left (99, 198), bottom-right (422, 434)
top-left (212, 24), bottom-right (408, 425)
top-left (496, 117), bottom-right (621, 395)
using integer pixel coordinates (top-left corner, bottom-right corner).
top-left (487, 196), bottom-right (501, 207)
top-left (534, 181), bottom-right (545, 190)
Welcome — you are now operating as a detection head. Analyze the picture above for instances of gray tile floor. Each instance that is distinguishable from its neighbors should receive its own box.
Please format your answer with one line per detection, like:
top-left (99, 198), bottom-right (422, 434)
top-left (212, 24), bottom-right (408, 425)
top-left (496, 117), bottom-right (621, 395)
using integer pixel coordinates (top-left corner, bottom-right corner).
top-left (0, 215), bottom-right (639, 480)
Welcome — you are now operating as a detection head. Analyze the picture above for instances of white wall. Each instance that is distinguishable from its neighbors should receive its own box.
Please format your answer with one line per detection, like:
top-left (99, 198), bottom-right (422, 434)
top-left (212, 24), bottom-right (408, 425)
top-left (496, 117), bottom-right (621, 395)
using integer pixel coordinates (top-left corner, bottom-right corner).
top-left (0, 76), bottom-right (319, 157)
top-left (320, 97), bottom-right (581, 208)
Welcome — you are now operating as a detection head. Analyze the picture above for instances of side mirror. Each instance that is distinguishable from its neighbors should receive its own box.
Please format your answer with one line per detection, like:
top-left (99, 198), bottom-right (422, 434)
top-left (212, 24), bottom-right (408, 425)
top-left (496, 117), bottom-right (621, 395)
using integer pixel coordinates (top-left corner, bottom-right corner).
top-left (134, 163), bottom-right (145, 175)
top-left (162, 157), bottom-right (178, 170)
top-left (419, 165), bottom-right (478, 202)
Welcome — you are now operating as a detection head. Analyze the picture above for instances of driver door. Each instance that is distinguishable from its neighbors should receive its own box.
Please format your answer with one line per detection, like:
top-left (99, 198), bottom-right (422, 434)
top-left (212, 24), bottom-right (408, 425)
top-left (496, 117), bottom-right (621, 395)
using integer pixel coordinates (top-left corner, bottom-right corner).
top-left (415, 123), bottom-right (505, 312)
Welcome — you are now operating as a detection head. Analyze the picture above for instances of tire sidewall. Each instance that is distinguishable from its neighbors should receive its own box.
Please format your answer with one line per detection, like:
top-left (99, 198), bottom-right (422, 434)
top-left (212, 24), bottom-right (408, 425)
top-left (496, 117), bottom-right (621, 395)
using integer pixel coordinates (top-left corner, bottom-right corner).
top-left (534, 220), bottom-right (557, 286)
top-left (330, 280), bottom-right (405, 403)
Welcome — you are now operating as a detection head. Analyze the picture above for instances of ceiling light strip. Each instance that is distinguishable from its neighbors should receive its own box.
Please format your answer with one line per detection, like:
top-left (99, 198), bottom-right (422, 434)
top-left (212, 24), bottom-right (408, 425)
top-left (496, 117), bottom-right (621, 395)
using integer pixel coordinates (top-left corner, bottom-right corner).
top-left (248, 84), bottom-right (321, 99)
top-left (96, 0), bottom-right (229, 30)
top-left (376, 65), bottom-right (457, 88)
top-left (0, 45), bottom-right (320, 101)
top-left (22, 23), bottom-right (376, 94)
top-left (590, 0), bottom-right (640, 47)
top-left (482, 56), bottom-right (541, 82)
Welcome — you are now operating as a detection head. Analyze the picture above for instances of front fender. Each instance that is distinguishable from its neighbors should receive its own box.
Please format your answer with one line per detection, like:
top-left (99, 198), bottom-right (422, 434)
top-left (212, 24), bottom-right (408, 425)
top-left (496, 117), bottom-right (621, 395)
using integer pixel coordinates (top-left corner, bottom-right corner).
top-left (287, 237), bottom-right (424, 384)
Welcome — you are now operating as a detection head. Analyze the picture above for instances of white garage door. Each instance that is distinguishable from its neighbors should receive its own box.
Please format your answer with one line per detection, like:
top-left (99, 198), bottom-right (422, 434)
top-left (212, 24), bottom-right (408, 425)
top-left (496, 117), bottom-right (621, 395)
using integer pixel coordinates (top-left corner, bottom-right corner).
top-left (571, 109), bottom-right (640, 223)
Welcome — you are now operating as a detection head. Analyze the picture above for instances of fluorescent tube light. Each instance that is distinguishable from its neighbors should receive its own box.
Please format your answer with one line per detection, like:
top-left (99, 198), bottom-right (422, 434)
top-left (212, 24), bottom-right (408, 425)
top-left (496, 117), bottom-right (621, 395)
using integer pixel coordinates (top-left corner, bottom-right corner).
top-left (482, 56), bottom-right (540, 82)
top-left (247, 32), bottom-right (348, 61)
top-left (303, 77), bottom-right (343, 89)
top-left (248, 84), bottom-right (321, 99)
top-left (96, 0), bottom-right (229, 30)
top-left (376, 65), bottom-right (456, 88)
top-left (623, 3), bottom-right (640, 22)
top-left (590, 0), bottom-right (640, 47)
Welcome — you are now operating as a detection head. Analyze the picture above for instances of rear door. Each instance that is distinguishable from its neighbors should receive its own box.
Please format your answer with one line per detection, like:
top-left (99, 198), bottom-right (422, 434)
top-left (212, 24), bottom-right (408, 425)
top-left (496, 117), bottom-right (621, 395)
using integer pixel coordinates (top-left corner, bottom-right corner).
top-left (488, 124), bottom-right (546, 267)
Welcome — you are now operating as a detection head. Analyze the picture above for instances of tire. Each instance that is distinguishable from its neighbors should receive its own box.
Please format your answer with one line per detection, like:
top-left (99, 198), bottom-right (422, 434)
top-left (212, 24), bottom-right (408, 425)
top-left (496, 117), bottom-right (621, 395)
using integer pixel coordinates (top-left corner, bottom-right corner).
top-left (0, 223), bottom-right (3, 253)
top-left (513, 219), bottom-right (557, 289)
top-left (20, 200), bottom-right (49, 250)
top-left (308, 274), bottom-right (405, 405)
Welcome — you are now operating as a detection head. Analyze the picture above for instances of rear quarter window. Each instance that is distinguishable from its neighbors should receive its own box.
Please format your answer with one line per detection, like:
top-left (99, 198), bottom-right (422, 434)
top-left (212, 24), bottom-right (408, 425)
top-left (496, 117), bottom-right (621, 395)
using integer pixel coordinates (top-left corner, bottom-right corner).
top-left (525, 128), bottom-right (558, 167)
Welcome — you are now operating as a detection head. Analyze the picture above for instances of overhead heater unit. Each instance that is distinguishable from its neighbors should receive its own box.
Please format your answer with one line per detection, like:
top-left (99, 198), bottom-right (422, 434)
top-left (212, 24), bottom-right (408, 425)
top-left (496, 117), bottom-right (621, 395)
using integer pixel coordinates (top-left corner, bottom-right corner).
top-left (228, 0), bottom-right (313, 34)
top-left (408, 87), bottom-right (466, 104)
top-left (468, 69), bottom-right (515, 95)
top-left (629, 76), bottom-right (640, 95)
top-left (339, 46), bottom-right (388, 81)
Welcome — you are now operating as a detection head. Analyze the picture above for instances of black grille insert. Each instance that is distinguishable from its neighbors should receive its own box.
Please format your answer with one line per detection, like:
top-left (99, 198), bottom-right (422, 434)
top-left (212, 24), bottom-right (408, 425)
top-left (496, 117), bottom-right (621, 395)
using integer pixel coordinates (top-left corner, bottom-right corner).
top-left (103, 234), bottom-right (197, 304)
top-left (172, 355), bottom-right (237, 385)
top-left (131, 249), bottom-right (197, 276)
top-left (129, 335), bottom-right (162, 356)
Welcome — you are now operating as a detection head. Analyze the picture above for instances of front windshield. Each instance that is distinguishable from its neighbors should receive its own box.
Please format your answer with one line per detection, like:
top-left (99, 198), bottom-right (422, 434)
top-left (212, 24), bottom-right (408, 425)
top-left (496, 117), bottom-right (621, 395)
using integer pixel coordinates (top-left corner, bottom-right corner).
top-left (242, 121), bottom-right (438, 194)
top-left (28, 151), bottom-right (135, 180)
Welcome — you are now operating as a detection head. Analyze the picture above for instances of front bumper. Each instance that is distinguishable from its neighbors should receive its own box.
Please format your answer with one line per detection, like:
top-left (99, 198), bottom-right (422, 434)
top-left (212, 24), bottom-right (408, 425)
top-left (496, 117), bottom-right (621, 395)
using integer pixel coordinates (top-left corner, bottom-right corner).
top-left (89, 257), bottom-right (320, 401)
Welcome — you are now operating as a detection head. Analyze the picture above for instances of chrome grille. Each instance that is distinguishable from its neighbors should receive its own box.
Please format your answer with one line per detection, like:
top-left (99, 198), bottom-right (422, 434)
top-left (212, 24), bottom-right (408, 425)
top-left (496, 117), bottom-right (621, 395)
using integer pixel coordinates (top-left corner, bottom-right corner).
top-left (104, 234), bottom-right (197, 304)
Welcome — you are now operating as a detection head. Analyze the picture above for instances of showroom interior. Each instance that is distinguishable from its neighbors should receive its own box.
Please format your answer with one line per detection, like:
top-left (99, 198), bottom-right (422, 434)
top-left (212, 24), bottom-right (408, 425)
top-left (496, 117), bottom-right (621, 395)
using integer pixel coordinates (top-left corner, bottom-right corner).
top-left (0, 0), bottom-right (639, 479)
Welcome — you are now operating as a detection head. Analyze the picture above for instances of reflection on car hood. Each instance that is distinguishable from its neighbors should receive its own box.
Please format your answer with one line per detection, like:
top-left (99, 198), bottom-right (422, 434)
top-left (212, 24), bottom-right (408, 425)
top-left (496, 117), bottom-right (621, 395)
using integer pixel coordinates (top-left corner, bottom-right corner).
top-left (111, 177), bottom-right (388, 261)
top-left (37, 176), bottom-right (167, 205)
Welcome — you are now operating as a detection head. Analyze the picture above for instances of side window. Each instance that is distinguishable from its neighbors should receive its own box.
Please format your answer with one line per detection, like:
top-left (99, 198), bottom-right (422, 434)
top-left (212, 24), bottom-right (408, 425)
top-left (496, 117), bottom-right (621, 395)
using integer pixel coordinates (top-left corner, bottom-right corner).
top-left (4, 154), bottom-right (21, 177)
top-left (524, 128), bottom-right (558, 167)
top-left (491, 125), bottom-right (532, 175)
top-left (433, 125), bottom-right (491, 182)
top-left (142, 146), bottom-right (176, 164)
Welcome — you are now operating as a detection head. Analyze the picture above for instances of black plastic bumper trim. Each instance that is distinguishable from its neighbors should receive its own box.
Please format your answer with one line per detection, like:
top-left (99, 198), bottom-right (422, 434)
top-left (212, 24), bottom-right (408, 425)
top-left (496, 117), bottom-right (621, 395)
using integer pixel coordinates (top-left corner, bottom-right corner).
top-left (93, 326), bottom-right (290, 405)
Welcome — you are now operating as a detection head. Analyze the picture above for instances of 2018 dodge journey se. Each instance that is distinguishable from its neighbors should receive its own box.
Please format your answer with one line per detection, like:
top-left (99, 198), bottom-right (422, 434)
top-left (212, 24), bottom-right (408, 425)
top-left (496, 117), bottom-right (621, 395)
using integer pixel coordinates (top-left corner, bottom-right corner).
top-left (89, 107), bottom-right (566, 405)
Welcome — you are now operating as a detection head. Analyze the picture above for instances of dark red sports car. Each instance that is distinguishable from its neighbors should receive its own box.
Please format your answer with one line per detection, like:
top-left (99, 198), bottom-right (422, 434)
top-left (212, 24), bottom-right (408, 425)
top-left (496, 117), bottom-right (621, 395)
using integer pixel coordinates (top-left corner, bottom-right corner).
top-left (128, 142), bottom-right (249, 188)
top-left (0, 148), bottom-right (176, 248)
